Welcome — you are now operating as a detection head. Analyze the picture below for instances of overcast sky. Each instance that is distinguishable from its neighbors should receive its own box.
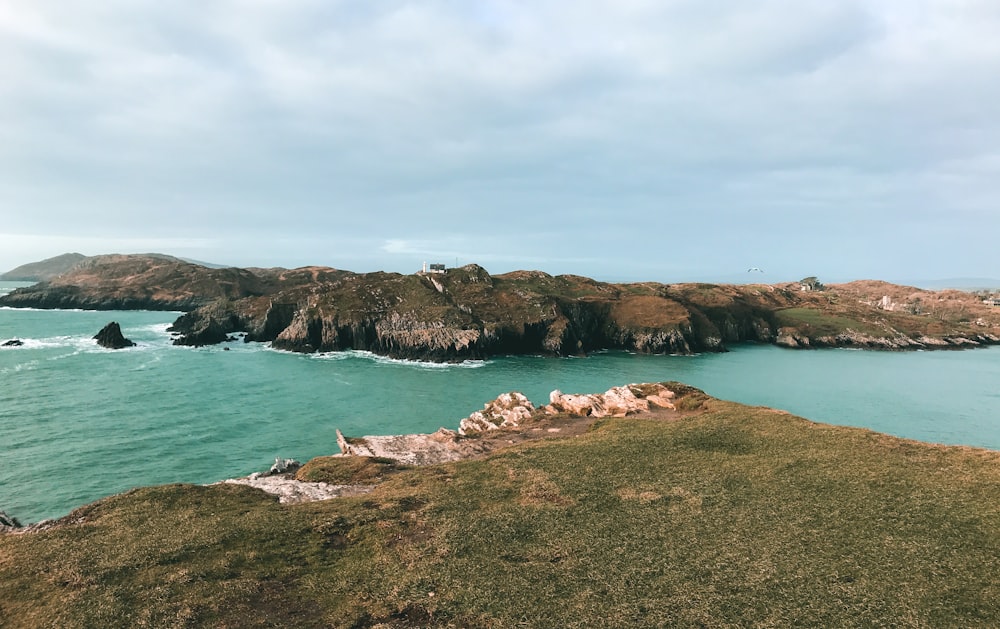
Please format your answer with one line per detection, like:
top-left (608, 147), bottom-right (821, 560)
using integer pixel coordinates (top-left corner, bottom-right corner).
top-left (1, 1), bottom-right (998, 283)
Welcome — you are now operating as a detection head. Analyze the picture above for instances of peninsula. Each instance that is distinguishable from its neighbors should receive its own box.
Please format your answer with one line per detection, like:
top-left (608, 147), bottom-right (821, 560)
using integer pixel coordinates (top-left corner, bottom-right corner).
top-left (2, 253), bottom-right (999, 360)
top-left (2, 383), bottom-right (998, 626)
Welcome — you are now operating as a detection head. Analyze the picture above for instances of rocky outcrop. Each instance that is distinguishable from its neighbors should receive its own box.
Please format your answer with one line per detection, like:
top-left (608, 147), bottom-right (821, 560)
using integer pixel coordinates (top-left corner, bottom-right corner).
top-left (0, 510), bottom-right (21, 532)
top-left (545, 384), bottom-right (676, 418)
top-left (171, 317), bottom-right (231, 347)
top-left (459, 392), bottom-right (535, 435)
top-left (336, 428), bottom-right (491, 465)
top-left (93, 322), bottom-right (135, 349)
top-left (269, 458), bottom-right (301, 474)
top-left (775, 328), bottom-right (1000, 350)
top-left (215, 475), bottom-right (373, 504)
top-left (2, 339), bottom-right (24, 347)
top-left (337, 383), bottom-right (680, 467)
top-left (169, 267), bottom-right (798, 360)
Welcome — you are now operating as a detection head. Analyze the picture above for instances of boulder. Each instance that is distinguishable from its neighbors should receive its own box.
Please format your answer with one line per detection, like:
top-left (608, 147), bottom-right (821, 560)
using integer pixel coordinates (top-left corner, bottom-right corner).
top-left (2, 339), bottom-right (23, 347)
top-left (602, 386), bottom-right (649, 417)
top-left (458, 392), bottom-right (535, 435)
top-left (269, 457), bottom-right (301, 475)
top-left (547, 383), bottom-right (676, 417)
top-left (546, 390), bottom-right (601, 417)
top-left (93, 322), bottom-right (136, 349)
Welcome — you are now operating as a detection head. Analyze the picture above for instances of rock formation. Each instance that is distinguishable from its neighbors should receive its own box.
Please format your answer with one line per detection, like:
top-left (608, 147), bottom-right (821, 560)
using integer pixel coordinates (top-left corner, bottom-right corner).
top-left (269, 458), bottom-right (301, 474)
top-left (4, 255), bottom-right (1000, 360)
top-left (93, 322), bottom-right (136, 349)
top-left (2, 339), bottom-right (23, 347)
top-left (459, 392), bottom-right (535, 435)
top-left (215, 475), bottom-right (373, 504)
top-left (0, 510), bottom-right (21, 532)
top-left (336, 428), bottom-right (487, 466)
top-left (171, 317), bottom-right (230, 347)
top-left (337, 383), bottom-right (680, 466)
top-left (545, 384), bottom-right (676, 418)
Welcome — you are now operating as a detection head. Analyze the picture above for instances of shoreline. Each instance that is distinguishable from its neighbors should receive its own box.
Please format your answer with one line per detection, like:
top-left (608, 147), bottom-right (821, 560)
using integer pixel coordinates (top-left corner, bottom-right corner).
top-left (6, 378), bottom-right (999, 534)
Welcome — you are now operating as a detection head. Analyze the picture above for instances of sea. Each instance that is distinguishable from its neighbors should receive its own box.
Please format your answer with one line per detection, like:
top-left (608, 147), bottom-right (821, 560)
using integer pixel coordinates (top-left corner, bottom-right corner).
top-left (2, 280), bottom-right (999, 523)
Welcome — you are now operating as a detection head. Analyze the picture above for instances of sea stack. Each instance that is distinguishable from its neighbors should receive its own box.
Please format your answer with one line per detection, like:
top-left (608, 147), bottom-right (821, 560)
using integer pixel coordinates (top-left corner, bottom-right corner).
top-left (93, 322), bottom-right (136, 349)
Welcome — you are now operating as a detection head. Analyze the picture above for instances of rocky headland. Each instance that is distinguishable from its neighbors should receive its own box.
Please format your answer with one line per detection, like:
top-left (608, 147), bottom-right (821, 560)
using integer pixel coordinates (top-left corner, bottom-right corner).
top-left (213, 382), bottom-right (693, 504)
top-left (2, 254), bottom-right (999, 360)
top-left (3, 381), bottom-right (999, 627)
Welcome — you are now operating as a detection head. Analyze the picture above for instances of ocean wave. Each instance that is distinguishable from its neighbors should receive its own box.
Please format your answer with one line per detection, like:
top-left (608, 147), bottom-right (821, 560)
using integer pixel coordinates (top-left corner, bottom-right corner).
top-left (2, 334), bottom-right (171, 354)
top-left (135, 322), bottom-right (174, 335)
top-left (0, 359), bottom-right (40, 374)
top-left (0, 306), bottom-right (96, 313)
top-left (316, 349), bottom-right (489, 369)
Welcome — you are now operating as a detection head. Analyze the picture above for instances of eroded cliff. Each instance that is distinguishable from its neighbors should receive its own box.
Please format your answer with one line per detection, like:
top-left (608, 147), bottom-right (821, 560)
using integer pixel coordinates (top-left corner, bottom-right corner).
top-left (3, 254), bottom-right (998, 359)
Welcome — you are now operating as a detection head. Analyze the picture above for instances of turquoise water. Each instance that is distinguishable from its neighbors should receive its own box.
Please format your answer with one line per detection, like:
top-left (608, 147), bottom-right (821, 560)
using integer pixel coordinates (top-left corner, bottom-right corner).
top-left (2, 280), bottom-right (999, 523)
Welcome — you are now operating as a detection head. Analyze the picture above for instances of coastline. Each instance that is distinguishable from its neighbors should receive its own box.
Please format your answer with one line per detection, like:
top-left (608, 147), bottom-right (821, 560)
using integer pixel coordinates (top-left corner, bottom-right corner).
top-left (4, 379), bottom-right (1000, 626)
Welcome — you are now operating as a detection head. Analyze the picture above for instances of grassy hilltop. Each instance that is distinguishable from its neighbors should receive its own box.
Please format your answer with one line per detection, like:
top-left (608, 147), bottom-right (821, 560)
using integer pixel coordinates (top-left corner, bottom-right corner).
top-left (2, 386), bottom-right (998, 627)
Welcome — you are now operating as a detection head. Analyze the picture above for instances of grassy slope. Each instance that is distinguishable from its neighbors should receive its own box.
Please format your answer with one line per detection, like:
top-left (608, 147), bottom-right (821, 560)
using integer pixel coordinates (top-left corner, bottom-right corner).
top-left (2, 393), bottom-right (1000, 628)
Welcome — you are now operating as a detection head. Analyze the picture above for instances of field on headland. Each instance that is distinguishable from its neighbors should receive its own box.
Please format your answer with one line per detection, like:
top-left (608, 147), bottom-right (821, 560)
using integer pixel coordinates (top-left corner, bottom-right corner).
top-left (2, 386), bottom-right (998, 627)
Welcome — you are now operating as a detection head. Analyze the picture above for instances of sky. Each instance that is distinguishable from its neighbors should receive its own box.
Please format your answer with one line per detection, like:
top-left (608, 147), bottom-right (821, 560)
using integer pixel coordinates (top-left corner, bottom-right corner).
top-left (1, 1), bottom-right (998, 284)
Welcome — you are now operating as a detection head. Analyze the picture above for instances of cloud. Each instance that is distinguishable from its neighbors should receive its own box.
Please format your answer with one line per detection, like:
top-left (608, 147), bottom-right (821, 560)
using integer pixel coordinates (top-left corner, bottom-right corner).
top-left (1, 1), bottom-right (998, 280)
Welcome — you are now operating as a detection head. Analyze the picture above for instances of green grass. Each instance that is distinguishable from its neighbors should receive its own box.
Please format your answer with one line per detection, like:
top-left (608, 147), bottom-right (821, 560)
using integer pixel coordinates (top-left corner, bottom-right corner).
top-left (774, 307), bottom-right (881, 337)
top-left (2, 393), bottom-right (999, 627)
top-left (295, 456), bottom-right (408, 484)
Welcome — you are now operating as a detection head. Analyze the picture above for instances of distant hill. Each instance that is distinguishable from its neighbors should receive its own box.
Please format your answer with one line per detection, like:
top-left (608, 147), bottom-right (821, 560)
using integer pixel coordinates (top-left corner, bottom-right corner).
top-left (906, 278), bottom-right (1000, 291)
top-left (0, 252), bottom-right (229, 282)
top-left (0, 253), bottom-right (87, 281)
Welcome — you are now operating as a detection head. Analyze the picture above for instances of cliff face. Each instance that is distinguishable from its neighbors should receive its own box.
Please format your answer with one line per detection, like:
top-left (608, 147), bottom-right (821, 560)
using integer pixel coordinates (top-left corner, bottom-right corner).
top-left (166, 266), bottom-right (815, 360)
top-left (4, 255), bottom-right (999, 360)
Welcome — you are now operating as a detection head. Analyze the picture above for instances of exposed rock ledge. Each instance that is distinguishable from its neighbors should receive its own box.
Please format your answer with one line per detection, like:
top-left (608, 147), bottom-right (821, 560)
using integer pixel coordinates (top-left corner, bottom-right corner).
top-left (339, 383), bottom-right (678, 466)
top-left (3, 383), bottom-right (691, 529)
top-left (215, 383), bottom-right (682, 505)
top-left (215, 475), bottom-right (375, 504)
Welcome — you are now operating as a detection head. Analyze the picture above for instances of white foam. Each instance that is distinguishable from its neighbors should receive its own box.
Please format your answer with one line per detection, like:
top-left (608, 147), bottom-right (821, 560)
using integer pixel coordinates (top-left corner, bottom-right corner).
top-left (0, 359), bottom-right (39, 375)
top-left (327, 349), bottom-right (489, 369)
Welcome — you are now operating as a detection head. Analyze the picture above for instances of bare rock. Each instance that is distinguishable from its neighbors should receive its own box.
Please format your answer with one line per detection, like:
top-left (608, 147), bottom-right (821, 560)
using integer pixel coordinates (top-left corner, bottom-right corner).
top-left (337, 428), bottom-right (491, 466)
top-left (334, 383), bottom-right (679, 467)
top-left (215, 476), bottom-right (373, 504)
top-left (173, 318), bottom-right (230, 347)
top-left (2, 339), bottom-right (23, 347)
top-left (547, 383), bottom-right (677, 417)
top-left (269, 458), bottom-right (301, 474)
top-left (93, 321), bottom-right (136, 349)
top-left (458, 392), bottom-right (535, 435)
top-left (546, 390), bottom-right (601, 416)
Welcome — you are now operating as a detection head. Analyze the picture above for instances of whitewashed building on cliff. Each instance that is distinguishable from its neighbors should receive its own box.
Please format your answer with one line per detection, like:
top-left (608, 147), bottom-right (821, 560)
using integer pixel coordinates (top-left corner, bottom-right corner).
top-left (420, 262), bottom-right (446, 274)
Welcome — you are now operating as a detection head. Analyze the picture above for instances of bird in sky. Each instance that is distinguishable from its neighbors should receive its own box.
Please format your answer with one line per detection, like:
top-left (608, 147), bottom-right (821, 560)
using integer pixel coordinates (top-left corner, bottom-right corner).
top-left (747, 267), bottom-right (763, 273)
